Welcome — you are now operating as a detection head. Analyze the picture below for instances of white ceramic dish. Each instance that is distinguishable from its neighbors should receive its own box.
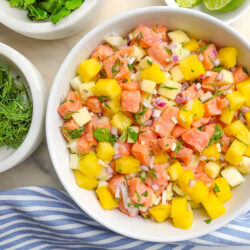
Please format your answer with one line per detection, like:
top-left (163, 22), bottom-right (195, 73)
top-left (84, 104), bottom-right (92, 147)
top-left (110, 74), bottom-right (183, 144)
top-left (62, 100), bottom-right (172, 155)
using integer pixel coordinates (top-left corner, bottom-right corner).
top-left (0, 43), bottom-right (47, 173)
top-left (46, 7), bottom-right (250, 242)
top-left (165, 0), bottom-right (250, 24)
top-left (0, 0), bottom-right (103, 40)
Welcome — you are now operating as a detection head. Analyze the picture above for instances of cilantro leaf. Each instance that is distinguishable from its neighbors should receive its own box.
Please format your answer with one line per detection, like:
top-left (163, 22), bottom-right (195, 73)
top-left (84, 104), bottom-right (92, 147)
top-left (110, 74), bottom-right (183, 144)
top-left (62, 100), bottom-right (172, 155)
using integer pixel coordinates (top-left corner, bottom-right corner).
top-left (204, 219), bottom-right (212, 224)
top-left (141, 191), bottom-right (148, 197)
top-left (93, 128), bottom-right (117, 145)
top-left (67, 126), bottom-right (84, 139)
top-left (97, 95), bottom-right (111, 109)
top-left (136, 190), bottom-right (141, 202)
top-left (162, 86), bottom-right (178, 90)
top-left (127, 203), bottom-right (144, 208)
top-left (214, 183), bottom-right (220, 193)
top-left (174, 141), bottom-right (183, 159)
top-left (213, 66), bottom-right (224, 72)
top-left (128, 127), bottom-right (138, 143)
top-left (208, 124), bottom-right (223, 146)
top-left (147, 60), bottom-right (152, 66)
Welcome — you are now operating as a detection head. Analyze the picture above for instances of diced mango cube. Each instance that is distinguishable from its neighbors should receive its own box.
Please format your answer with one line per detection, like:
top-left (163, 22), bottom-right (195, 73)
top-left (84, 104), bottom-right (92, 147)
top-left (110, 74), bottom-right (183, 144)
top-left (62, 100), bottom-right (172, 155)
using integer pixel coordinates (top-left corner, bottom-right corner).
top-left (217, 69), bottom-right (234, 86)
top-left (218, 47), bottom-right (238, 69)
top-left (237, 156), bottom-right (250, 174)
top-left (96, 186), bottom-right (118, 210)
top-left (149, 203), bottom-right (171, 222)
top-left (77, 58), bottom-right (101, 82)
top-left (244, 145), bottom-right (250, 157)
top-left (202, 192), bottom-right (226, 219)
top-left (173, 183), bottom-right (186, 196)
top-left (115, 156), bottom-right (140, 174)
top-left (187, 99), bottom-right (205, 121)
top-left (158, 79), bottom-right (182, 100)
top-left (170, 65), bottom-right (185, 83)
top-left (203, 145), bottom-right (220, 161)
top-left (177, 110), bottom-right (193, 129)
top-left (168, 30), bottom-right (190, 44)
top-left (139, 56), bottom-right (154, 70)
top-left (79, 82), bottom-right (95, 100)
top-left (236, 78), bottom-right (250, 106)
top-left (141, 79), bottom-right (156, 94)
top-left (167, 161), bottom-right (184, 181)
top-left (220, 107), bottom-right (235, 125)
top-left (246, 112), bottom-right (250, 129)
top-left (189, 180), bottom-right (209, 203)
top-left (111, 112), bottom-right (132, 133)
top-left (96, 142), bottom-right (115, 161)
top-left (179, 55), bottom-right (205, 81)
top-left (73, 170), bottom-right (98, 190)
top-left (133, 45), bottom-right (146, 61)
top-left (226, 91), bottom-right (246, 111)
top-left (213, 177), bottom-right (232, 203)
top-left (140, 64), bottom-right (166, 83)
top-left (154, 152), bottom-right (169, 164)
top-left (178, 169), bottom-right (194, 193)
top-left (225, 139), bottom-right (247, 165)
top-left (184, 39), bottom-right (199, 52)
top-left (221, 166), bottom-right (245, 187)
top-left (204, 161), bottom-right (221, 179)
top-left (78, 151), bottom-right (102, 177)
top-left (104, 99), bottom-right (121, 117)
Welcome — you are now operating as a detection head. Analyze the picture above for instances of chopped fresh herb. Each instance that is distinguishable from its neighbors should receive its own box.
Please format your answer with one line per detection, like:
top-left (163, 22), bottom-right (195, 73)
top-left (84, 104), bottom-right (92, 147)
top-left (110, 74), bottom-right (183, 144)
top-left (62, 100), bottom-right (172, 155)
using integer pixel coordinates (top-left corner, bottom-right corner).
top-left (198, 44), bottom-right (209, 53)
top-left (138, 130), bottom-right (146, 136)
top-left (144, 214), bottom-right (150, 219)
top-left (208, 55), bottom-right (216, 66)
top-left (69, 99), bottom-right (74, 103)
top-left (112, 57), bottom-right (123, 78)
top-left (117, 169), bottom-right (122, 173)
top-left (204, 219), bottom-right (212, 224)
top-left (135, 32), bottom-right (144, 44)
top-left (213, 66), bottom-right (224, 72)
top-left (93, 128), bottom-right (117, 145)
top-left (120, 131), bottom-right (128, 143)
top-left (116, 196), bottom-right (122, 203)
top-left (238, 112), bottom-right (243, 120)
top-left (139, 173), bottom-right (146, 183)
top-left (208, 84), bottom-right (235, 101)
top-left (243, 67), bottom-right (249, 75)
top-left (128, 127), bottom-right (138, 143)
top-left (136, 190), bottom-right (141, 202)
top-left (198, 126), bottom-right (204, 131)
top-left (63, 111), bottom-right (78, 120)
top-left (206, 81), bottom-right (217, 91)
top-left (162, 86), bottom-right (178, 90)
top-left (132, 105), bottom-right (148, 125)
top-left (191, 69), bottom-right (195, 73)
top-left (208, 124), bottom-right (223, 146)
top-left (67, 126), bottom-right (84, 139)
top-left (97, 95), bottom-right (111, 109)
top-left (127, 203), bottom-right (144, 208)
top-left (174, 141), bottom-right (183, 159)
top-left (146, 168), bottom-right (157, 180)
top-left (128, 60), bottom-right (136, 71)
top-left (180, 106), bottom-right (187, 111)
top-left (164, 47), bottom-right (172, 56)
top-left (214, 183), bottom-right (220, 193)
top-left (141, 191), bottom-right (148, 197)
top-left (165, 143), bottom-right (169, 148)
top-left (147, 60), bottom-right (153, 66)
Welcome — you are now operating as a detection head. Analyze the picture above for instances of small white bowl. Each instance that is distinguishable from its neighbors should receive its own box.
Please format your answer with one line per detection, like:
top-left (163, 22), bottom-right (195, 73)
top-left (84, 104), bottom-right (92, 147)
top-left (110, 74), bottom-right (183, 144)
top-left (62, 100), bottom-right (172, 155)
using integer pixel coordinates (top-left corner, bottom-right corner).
top-left (0, 43), bottom-right (47, 173)
top-left (165, 0), bottom-right (250, 24)
top-left (47, 7), bottom-right (250, 242)
top-left (0, 0), bottom-right (103, 40)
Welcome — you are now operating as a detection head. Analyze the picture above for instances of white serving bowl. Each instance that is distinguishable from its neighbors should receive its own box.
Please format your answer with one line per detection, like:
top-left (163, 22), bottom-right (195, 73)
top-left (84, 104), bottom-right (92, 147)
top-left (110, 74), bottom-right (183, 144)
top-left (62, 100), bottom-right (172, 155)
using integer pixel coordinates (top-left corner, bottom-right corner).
top-left (0, 0), bottom-right (103, 40)
top-left (46, 7), bottom-right (250, 242)
top-left (0, 43), bottom-right (47, 173)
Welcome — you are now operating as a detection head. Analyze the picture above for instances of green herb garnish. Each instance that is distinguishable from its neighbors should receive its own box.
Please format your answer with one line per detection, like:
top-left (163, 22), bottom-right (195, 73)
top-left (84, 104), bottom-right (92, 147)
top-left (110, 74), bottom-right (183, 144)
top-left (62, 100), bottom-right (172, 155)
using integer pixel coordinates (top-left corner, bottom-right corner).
top-left (162, 86), bottom-right (178, 90)
top-left (135, 32), bottom-right (144, 44)
top-left (174, 141), bottom-right (183, 159)
top-left (144, 214), bottom-right (150, 219)
top-left (128, 127), bottom-right (138, 143)
top-left (146, 168), bottom-right (157, 180)
top-left (208, 84), bottom-right (235, 101)
top-left (141, 191), bottom-right (148, 197)
top-left (214, 183), bottom-right (220, 193)
top-left (136, 190), bottom-right (141, 202)
top-left (238, 112), bottom-right (242, 120)
top-left (128, 60), bottom-right (136, 71)
top-left (208, 124), bottom-right (223, 146)
top-left (67, 126), bottom-right (84, 139)
top-left (213, 66), bottom-right (224, 72)
top-left (128, 203), bottom-right (144, 208)
top-left (132, 105), bottom-right (148, 126)
top-left (93, 128), bottom-right (117, 145)
top-left (204, 219), bottom-right (212, 224)
top-left (243, 67), bottom-right (249, 75)
top-left (97, 95), bottom-right (111, 109)
top-left (147, 60), bottom-right (153, 66)
top-left (164, 47), bottom-right (172, 56)
top-left (198, 44), bottom-right (209, 53)
top-left (112, 57), bottom-right (123, 78)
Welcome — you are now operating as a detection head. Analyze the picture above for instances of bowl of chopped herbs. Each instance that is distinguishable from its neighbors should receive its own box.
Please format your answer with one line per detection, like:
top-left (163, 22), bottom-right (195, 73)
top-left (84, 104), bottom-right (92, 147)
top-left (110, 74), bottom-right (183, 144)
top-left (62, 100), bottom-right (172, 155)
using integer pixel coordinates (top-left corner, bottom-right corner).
top-left (0, 43), bottom-right (47, 173)
top-left (0, 0), bottom-right (103, 40)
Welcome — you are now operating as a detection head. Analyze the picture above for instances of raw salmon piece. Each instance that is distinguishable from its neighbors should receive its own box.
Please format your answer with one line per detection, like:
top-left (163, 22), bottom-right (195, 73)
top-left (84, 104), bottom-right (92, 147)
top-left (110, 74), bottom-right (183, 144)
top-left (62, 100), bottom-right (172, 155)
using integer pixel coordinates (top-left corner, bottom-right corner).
top-left (195, 172), bottom-right (213, 185)
top-left (182, 128), bottom-right (209, 152)
top-left (58, 91), bottom-right (82, 118)
top-left (161, 136), bottom-right (177, 152)
top-left (204, 124), bottom-right (216, 140)
top-left (120, 82), bottom-right (139, 91)
top-left (152, 25), bottom-right (167, 41)
top-left (145, 164), bottom-right (169, 196)
top-left (121, 90), bottom-right (141, 113)
top-left (202, 72), bottom-right (218, 90)
top-left (221, 134), bottom-right (231, 152)
top-left (94, 121), bottom-right (111, 130)
top-left (218, 84), bottom-right (236, 95)
top-left (172, 125), bottom-right (188, 138)
top-left (202, 44), bottom-right (217, 70)
top-left (85, 97), bottom-right (103, 113)
top-left (140, 108), bottom-right (153, 124)
top-left (91, 44), bottom-right (113, 61)
top-left (176, 147), bottom-right (193, 166)
top-left (132, 26), bottom-right (159, 48)
top-left (138, 127), bottom-right (158, 145)
top-left (192, 117), bottom-right (210, 128)
top-left (118, 200), bottom-right (139, 217)
top-left (195, 161), bottom-right (206, 174)
top-left (118, 143), bottom-right (132, 156)
top-left (148, 42), bottom-right (169, 66)
top-left (103, 54), bottom-right (130, 81)
top-left (132, 142), bottom-right (150, 166)
top-left (77, 136), bottom-right (91, 154)
top-left (204, 97), bottom-right (227, 116)
top-left (127, 177), bottom-right (153, 206)
top-left (108, 174), bottom-right (126, 195)
top-left (181, 85), bottom-right (198, 104)
top-left (233, 66), bottom-right (249, 83)
top-left (117, 46), bottom-right (134, 57)
top-left (61, 119), bottom-right (80, 141)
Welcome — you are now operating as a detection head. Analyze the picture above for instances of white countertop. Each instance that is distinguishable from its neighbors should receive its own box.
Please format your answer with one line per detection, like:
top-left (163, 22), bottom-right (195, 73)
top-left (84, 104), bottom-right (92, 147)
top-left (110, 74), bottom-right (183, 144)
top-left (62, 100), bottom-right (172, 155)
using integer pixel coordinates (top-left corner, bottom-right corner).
top-left (0, 0), bottom-right (249, 248)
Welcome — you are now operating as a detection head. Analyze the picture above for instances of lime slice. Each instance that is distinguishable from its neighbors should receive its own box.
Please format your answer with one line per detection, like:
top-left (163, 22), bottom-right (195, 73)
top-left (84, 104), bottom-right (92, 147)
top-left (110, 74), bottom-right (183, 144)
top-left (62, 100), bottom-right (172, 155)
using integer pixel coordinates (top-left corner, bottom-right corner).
top-left (176, 0), bottom-right (202, 8)
top-left (203, 0), bottom-right (246, 12)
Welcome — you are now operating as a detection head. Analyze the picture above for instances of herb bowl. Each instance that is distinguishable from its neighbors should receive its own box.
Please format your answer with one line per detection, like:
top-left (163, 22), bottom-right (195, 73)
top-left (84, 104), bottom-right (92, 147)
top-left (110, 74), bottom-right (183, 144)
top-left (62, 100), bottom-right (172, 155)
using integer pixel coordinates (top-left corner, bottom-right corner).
top-left (0, 43), bottom-right (47, 173)
top-left (0, 0), bottom-right (103, 40)
top-left (46, 7), bottom-right (250, 242)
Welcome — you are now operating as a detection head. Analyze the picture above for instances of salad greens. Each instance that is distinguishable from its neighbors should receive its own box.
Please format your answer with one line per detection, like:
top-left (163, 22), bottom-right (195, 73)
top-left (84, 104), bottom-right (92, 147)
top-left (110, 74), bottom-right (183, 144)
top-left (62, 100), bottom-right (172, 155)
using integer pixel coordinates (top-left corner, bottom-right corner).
top-left (0, 66), bottom-right (33, 149)
top-left (7, 0), bottom-right (85, 24)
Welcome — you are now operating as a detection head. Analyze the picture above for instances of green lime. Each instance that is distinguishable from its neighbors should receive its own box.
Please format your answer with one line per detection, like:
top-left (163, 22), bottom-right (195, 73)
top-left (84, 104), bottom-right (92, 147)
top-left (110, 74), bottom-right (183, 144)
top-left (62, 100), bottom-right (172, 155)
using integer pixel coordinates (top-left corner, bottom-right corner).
top-left (203, 0), bottom-right (246, 12)
top-left (176, 0), bottom-right (202, 8)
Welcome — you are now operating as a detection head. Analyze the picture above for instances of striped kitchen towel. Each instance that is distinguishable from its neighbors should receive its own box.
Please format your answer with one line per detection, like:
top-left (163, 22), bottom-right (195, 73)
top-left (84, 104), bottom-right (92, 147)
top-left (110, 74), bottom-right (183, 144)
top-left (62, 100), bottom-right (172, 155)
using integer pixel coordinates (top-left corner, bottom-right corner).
top-left (0, 186), bottom-right (249, 249)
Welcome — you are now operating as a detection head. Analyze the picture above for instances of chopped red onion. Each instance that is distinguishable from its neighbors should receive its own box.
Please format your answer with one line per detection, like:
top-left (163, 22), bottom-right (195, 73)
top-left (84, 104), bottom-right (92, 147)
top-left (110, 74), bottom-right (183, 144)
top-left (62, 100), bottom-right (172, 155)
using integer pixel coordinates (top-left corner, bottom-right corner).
top-left (114, 142), bottom-right (120, 153)
top-left (200, 74), bottom-right (206, 79)
top-left (217, 72), bottom-right (223, 81)
top-left (241, 106), bottom-right (250, 114)
top-left (152, 109), bottom-right (162, 118)
top-left (188, 180), bottom-right (196, 187)
top-left (168, 43), bottom-right (177, 50)
top-left (156, 93), bottom-right (160, 97)
top-left (113, 154), bottom-right (122, 160)
top-left (211, 50), bottom-right (218, 57)
top-left (175, 96), bottom-right (185, 104)
top-left (158, 102), bottom-right (167, 107)
top-left (172, 55), bottom-right (179, 62)
top-left (198, 54), bottom-right (204, 61)
top-left (106, 166), bottom-right (113, 175)
top-left (240, 116), bottom-right (246, 123)
top-left (238, 163), bottom-right (242, 167)
top-left (214, 58), bottom-right (220, 66)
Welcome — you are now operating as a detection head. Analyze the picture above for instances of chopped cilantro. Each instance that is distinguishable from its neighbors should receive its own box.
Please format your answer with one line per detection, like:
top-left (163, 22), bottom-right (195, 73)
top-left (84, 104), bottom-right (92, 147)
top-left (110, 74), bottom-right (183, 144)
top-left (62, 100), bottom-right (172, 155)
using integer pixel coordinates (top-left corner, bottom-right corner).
top-left (204, 219), bottom-right (212, 224)
top-left (164, 47), bottom-right (172, 56)
top-left (112, 57), bottom-right (123, 78)
top-left (198, 44), bottom-right (209, 53)
top-left (208, 124), bottom-right (223, 146)
top-left (141, 191), bottom-right (148, 197)
top-left (97, 95), bottom-right (111, 109)
top-left (144, 214), bottom-right (150, 219)
top-left (132, 105), bottom-right (148, 125)
top-left (174, 141), bottom-right (183, 159)
top-left (214, 183), bottom-right (220, 193)
top-left (208, 84), bottom-right (235, 101)
top-left (128, 60), bottom-right (136, 71)
top-left (135, 32), bottom-right (144, 44)
top-left (127, 203), bottom-right (144, 208)
top-left (63, 111), bottom-right (78, 120)
top-left (67, 126), bottom-right (84, 139)
top-left (238, 112), bottom-right (243, 120)
top-left (136, 190), bottom-right (141, 202)
top-left (213, 66), bottom-right (223, 72)
top-left (146, 168), bottom-right (157, 180)
top-left (128, 127), bottom-right (138, 143)
top-left (93, 128), bottom-right (117, 145)
top-left (147, 60), bottom-right (153, 66)
top-left (162, 86), bottom-right (178, 90)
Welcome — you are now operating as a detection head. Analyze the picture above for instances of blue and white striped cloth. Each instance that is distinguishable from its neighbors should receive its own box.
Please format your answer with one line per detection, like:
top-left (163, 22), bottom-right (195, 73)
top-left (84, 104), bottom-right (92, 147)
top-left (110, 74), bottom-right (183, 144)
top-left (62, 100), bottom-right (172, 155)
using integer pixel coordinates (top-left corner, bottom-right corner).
top-left (0, 186), bottom-right (249, 249)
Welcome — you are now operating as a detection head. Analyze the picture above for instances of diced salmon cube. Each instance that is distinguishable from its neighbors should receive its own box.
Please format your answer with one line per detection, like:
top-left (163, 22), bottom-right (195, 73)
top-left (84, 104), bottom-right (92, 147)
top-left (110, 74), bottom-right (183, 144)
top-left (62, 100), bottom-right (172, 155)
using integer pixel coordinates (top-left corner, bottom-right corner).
top-left (118, 200), bottom-right (139, 217)
top-left (61, 119), bottom-right (80, 141)
top-left (140, 108), bottom-right (153, 124)
top-left (150, 136), bottom-right (176, 155)
top-left (202, 71), bottom-right (218, 90)
top-left (233, 66), bottom-right (249, 83)
top-left (176, 147), bottom-right (193, 166)
top-left (138, 127), bottom-right (158, 145)
top-left (120, 82), bottom-right (139, 91)
top-left (85, 97), bottom-right (103, 113)
top-left (108, 174), bottom-right (126, 195)
top-left (195, 172), bottom-right (213, 186)
top-left (192, 117), bottom-right (210, 128)
top-left (132, 142), bottom-right (150, 165)
top-left (151, 25), bottom-right (167, 41)
top-left (121, 90), bottom-right (141, 113)
top-left (117, 46), bottom-right (134, 57)
top-left (77, 136), bottom-right (91, 154)
top-left (221, 134), bottom-right (231, 152)
top-left (91, 44), bottom-right (113, 61)
top-left (202, 44), bottom-right (217, 70)
top-left (182, 128), bottom-right (209, 152)
top-left (204, 124), bottom-right (215, 140)
top-left (148, 42), bottom-right (169, 66)
top-left (172, 125), bottom-right (188, 138)
top-left (204, 97), bottom-right (227, 116)
top-left (181, 85), bottom-right (198, 104)
top-left (118, 143), bottom-right (132, 156)
top-left (94, 121), bottom-right (111, 131)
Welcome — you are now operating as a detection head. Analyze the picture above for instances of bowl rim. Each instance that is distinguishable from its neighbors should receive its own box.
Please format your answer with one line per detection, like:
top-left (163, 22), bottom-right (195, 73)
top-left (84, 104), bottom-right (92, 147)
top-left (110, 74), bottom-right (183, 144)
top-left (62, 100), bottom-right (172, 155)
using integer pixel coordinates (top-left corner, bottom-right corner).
top-left (46, 6), bottom-right (250, 242)
top-left (0, 43), bottom-right (47, 173)
top-left (0, 0), bottom-right (97, 37)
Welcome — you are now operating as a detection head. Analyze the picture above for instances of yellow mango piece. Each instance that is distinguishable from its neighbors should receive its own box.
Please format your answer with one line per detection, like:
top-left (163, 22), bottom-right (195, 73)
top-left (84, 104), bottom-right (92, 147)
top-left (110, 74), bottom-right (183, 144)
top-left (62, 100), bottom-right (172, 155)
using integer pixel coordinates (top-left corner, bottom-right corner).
top-left (93, 79), bottom-right (121, 101)
top-left (202, 145), bottom-right (220, 161)
top-left (140, 64), bottom-right (166, 83)
top-left (202, 192), bottom-right (226, 219)
top-left (187, 99), bottom-right (205, 121)
top-left (167, 161), bottom-right (184, 181)
top-left (184, 39), bottom-right (199, 52)
top-left (244, 145), bottom-right (250, 157)
top-left (96, 186), bottom-right (118, 210)
top-left (73, 170), bottom-right (98, 190)
top-left (179, 55), bottom-right (205, 81)
top-left (104, 99), bottom-right (121, 117)
top-left (154, 152), bottom-right (169, 164)
top-left (226, 91), bottom-right (246, 111)
top-left (213, 177), bottom-right (232, 203)
top-left (236, 78), bottom-right (250, 106)
top-left (96, 142), bottom-right (115, 161)
top-left (111, 112), bottom-right (132, 133)
top-left (77, 58), bottom-right (101, 82)
top-left (224, 120), bottom-right (250, 145)
top-left (220, 107), bottom-right (235, 125)
top-left (218, 47), bottom-right (238, 69)
top-left (225, 139), bottom-right (247, 166)
top-left (189, 180), bottom-right (209, 203)
top-left (246, 111), bottom-right (250, 129)
top-left (171, 197), bottom-right (188, 217)
top-left (177, 110), bottom-right (193, 129)
top-left (173, 210), bottom-right (193, 229)
top-left (178, 169), bottom-right (194, 193)
top-left (237, 156), bottom-right (250, 174)
top-left (204, 161), bottom-right (221, 179)
top-left (115, 156), bottom-right (140, 174)
top-left (149, 203), bottom-right (171, 223)
top-left (78, 152), bottom-right (102, 177)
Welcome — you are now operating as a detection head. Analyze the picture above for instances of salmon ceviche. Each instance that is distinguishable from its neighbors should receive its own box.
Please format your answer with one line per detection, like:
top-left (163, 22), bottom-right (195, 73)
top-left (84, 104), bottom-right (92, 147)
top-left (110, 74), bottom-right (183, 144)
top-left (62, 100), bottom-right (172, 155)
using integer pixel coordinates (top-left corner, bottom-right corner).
top-left (58, 25), bottom-right (250, 229)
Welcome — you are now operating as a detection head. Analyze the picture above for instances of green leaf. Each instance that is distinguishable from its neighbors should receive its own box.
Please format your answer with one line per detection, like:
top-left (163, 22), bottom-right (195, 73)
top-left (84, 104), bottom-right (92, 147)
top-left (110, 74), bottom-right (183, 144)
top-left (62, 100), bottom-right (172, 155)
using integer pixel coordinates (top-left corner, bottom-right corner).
top-left (147, 60), bottom-right (152, 66)
top-left (198, 44), bottom-right (209, 53)
top-left (213, 66), bottom-right (224, 72)
top-left (164, 47), bottom-right (172, 56)
top-left (127, 127), bottom-right (138, 143)
top-left (136, 190), bottom-right (141, 202)
top-left (214, 183), bottom-right (220, 193)
top-left (128, 60), bottom-right (136, 71)
top-left (243, 67), bottom-right (249, 75)
top-left (204, 219), bottom-right (212, 224)
top-left (238, 112), bottom-right (242, 120)
top-left (174, 141), bottom-right (183, 159)
top-left (127, 203), bottom-right (144, 208)
top-left (93, 128), bottom-right (117, 145)
top-left (141, 191), bottom-right (148, 197)
top-left (97, 95), bottom-right (111, 109)
top-left (67, 126), bottom-right (84, 139)
top-left (162, 86), bottom-right (178, 90)
top-left (208, 124), bottom-right (223, 146)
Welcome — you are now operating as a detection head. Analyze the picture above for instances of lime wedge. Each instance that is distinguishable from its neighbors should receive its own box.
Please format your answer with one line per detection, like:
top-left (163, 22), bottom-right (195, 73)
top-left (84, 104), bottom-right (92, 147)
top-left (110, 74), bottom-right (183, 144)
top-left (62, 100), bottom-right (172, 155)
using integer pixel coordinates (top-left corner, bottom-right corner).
top-left (176, 0), bottom-right (202, 8)
top-left (203, 0), bottom-right (246, 12)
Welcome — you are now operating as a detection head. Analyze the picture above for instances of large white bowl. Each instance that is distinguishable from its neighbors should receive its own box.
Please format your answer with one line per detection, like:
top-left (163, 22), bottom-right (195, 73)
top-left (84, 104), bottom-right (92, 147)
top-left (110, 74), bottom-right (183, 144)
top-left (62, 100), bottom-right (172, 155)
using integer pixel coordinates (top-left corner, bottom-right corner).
top-left (46, 7), bottom-right (250, 242)
top-left (0, 0), bottom-right (103, 40)
top-left (0, 43), bottom-right (47, 173)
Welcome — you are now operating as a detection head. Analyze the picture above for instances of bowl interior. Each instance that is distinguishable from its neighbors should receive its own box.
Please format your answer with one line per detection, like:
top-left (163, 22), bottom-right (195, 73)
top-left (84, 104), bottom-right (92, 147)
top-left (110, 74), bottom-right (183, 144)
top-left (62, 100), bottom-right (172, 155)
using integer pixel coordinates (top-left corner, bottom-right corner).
top-left (47, 7), bottom-right (250, 242)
